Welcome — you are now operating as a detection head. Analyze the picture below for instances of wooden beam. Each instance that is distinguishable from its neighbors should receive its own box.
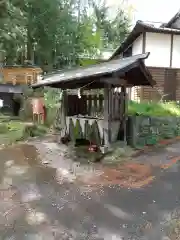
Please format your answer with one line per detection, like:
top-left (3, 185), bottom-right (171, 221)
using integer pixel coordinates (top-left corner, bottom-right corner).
top-left (59, 91), bottom-right (68, 137)
top-left (138, 61), bottom-right (151, 84)
top-left (170, 34), bottom-right (174, 67)
top-left (142, 32), bottom-right (146, 53)
top-left (100, 77), bottom-right (126, 86)
top-left (121, 85), bottom-right (127, 145)
top-left (103, 84), bottom-right (111, 146)
top-left (140, 32), bottom-right (146, 101)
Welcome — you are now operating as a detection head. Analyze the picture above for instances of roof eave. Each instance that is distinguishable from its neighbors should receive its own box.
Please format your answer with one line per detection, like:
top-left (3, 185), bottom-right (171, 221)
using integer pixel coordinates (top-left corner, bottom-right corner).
top-left (31, 53), bottom-right (154, 89)
top-left (163, 11), bottom-right (180, 28)
top-left (109, 22), bottom-right (143, 60)
top-left (138, 60), bottom-right (156, 86)
top-left (109, 21), bottom-right (180, 59)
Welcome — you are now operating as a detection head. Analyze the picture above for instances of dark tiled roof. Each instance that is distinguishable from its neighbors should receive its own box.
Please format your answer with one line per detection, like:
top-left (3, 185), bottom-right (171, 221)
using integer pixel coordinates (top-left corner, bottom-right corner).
top-left (110, 21), bottom-right (180, 59)
top-left (162, 10), bottom-right (180, 28)
top-left (31, 53), bottom-right (155, 89)
top-left (3, 65), bottom-right (42, 69)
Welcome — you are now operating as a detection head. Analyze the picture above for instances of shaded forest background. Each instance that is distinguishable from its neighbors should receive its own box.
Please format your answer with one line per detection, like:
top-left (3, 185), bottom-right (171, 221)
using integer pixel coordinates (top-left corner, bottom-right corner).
top-left (0, 0), bottom-right (132, 71)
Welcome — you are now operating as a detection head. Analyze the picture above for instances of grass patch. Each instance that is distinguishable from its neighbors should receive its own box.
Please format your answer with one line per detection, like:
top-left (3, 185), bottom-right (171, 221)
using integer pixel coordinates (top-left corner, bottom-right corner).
top-left (128, 101), bottom-right (180, 116)
top-left (0, 120), bottom-right (48, 145)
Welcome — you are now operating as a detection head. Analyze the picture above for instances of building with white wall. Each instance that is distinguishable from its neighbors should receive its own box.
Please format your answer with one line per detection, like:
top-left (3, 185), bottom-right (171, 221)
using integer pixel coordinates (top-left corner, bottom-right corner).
top-left (110, 14), bottom-right (180, 101)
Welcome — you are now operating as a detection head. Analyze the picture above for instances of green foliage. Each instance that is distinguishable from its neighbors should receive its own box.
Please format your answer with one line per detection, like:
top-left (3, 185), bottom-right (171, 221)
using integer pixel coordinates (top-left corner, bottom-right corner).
top-left (44, 107), bottom-right (58, 127)
top-left (0, 120), bottom-right (47, 145)
top-left (128, 101), bottom-right (180, 116)
top-left (44, 88), bottom-right (61, 108)
top-left (19, 98), bottom-right (33, 121)
top-left (0, 0), bottom-right (26, 63)
top-left (0, 123), bottom-right (9, 133)
top-left (92, 0), bottom-right (130, 49)
top-left (0, 0), bottom-right (131, 67)
top-left (28, 124), bottom-right (47, 137)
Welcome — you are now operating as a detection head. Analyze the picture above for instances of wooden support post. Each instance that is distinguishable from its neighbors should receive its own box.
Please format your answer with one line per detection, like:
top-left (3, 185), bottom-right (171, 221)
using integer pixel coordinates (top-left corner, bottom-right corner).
top-left (59, 91), bottom-right (68, 137)
top-left (121, 85), bottom-right (127, 145)
top-left (103, 84), bottom-right (112, 146)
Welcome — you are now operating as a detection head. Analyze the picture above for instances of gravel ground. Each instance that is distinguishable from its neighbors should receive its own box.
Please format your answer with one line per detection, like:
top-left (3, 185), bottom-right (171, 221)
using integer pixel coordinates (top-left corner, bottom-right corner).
top-left (0, 137), bottom-right (180, 239)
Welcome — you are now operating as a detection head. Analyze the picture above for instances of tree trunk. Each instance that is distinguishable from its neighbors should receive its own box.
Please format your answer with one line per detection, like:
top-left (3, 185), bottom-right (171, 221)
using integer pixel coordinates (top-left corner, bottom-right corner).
top-left (27, 25), bottom-right (34, 63)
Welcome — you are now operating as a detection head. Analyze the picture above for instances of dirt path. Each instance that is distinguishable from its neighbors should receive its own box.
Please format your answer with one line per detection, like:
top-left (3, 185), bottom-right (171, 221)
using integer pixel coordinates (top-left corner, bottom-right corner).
top-left (0, 138), bottom-right (180, 239)
top-left (134, 142), bottom-right (180, 167)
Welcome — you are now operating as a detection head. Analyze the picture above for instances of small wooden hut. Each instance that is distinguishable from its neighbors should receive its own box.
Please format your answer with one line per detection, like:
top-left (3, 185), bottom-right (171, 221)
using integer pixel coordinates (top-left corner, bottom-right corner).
top-left (32, 53), bottom-right (155, 147)
top-left (0, 64), bottom-right (43, 115)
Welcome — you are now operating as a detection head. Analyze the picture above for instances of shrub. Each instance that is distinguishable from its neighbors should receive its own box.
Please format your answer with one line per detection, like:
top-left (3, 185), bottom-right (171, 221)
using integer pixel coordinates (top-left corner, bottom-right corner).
top-left (44, 106), bottom-right (58, 127)
top-left (0, 123), bottom-right (9, 133)
top-left (128, 101), bottom-right (180, 117)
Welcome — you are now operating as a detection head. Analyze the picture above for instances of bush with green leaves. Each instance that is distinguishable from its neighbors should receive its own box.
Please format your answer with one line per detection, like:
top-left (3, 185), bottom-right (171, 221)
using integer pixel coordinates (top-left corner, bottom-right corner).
top-left (128, 101), bottom-right (180, 116)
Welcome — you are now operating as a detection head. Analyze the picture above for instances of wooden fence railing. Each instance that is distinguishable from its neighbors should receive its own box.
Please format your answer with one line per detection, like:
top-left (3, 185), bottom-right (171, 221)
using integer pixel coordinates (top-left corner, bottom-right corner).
top-left (67, 91), bottom-right (124, 120)
top-left (67, 94), bottom-right (104, 118)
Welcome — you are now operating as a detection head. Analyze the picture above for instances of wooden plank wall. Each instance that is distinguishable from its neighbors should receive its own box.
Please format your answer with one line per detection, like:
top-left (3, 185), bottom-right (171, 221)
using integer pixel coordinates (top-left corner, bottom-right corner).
top-left (141, 67), bottom-right (165, 101)
top-left (1, 67), bottom-right (42, 85)
top-left (164, 69), bottom-right (177, 100)
top-left (140, 67), bottom-right (180, 101)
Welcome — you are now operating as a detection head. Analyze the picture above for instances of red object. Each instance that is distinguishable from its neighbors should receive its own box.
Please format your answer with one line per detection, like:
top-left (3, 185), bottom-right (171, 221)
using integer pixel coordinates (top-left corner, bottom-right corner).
top-left (88, 145), bottom-right (98, 152)
top-left (31, 97), bottom-right (45, 123)
top-left (32, 98), bottom-right (44, 115)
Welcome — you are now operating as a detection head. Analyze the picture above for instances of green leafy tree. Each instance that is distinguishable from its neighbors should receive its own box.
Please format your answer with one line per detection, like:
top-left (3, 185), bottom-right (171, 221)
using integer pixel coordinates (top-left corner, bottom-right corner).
top-left (92, 0), bottom-right (130, 50)
top-left (0, 0), bottom-right (131, 69)
top-left (0, 0), bottom-right (26, 63)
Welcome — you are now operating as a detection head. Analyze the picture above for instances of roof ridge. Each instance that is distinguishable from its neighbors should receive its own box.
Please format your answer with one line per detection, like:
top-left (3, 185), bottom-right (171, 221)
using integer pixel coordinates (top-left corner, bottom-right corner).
top-left (109, 20), bottom-right (180, 59)
top-left (162, 9), bottom-right (180, 28)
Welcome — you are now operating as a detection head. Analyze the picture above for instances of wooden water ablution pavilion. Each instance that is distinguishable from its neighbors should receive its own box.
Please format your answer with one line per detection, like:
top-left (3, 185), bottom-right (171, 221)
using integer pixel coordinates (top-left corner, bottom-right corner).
top-left (31, 53), bottom-right (155, 149)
